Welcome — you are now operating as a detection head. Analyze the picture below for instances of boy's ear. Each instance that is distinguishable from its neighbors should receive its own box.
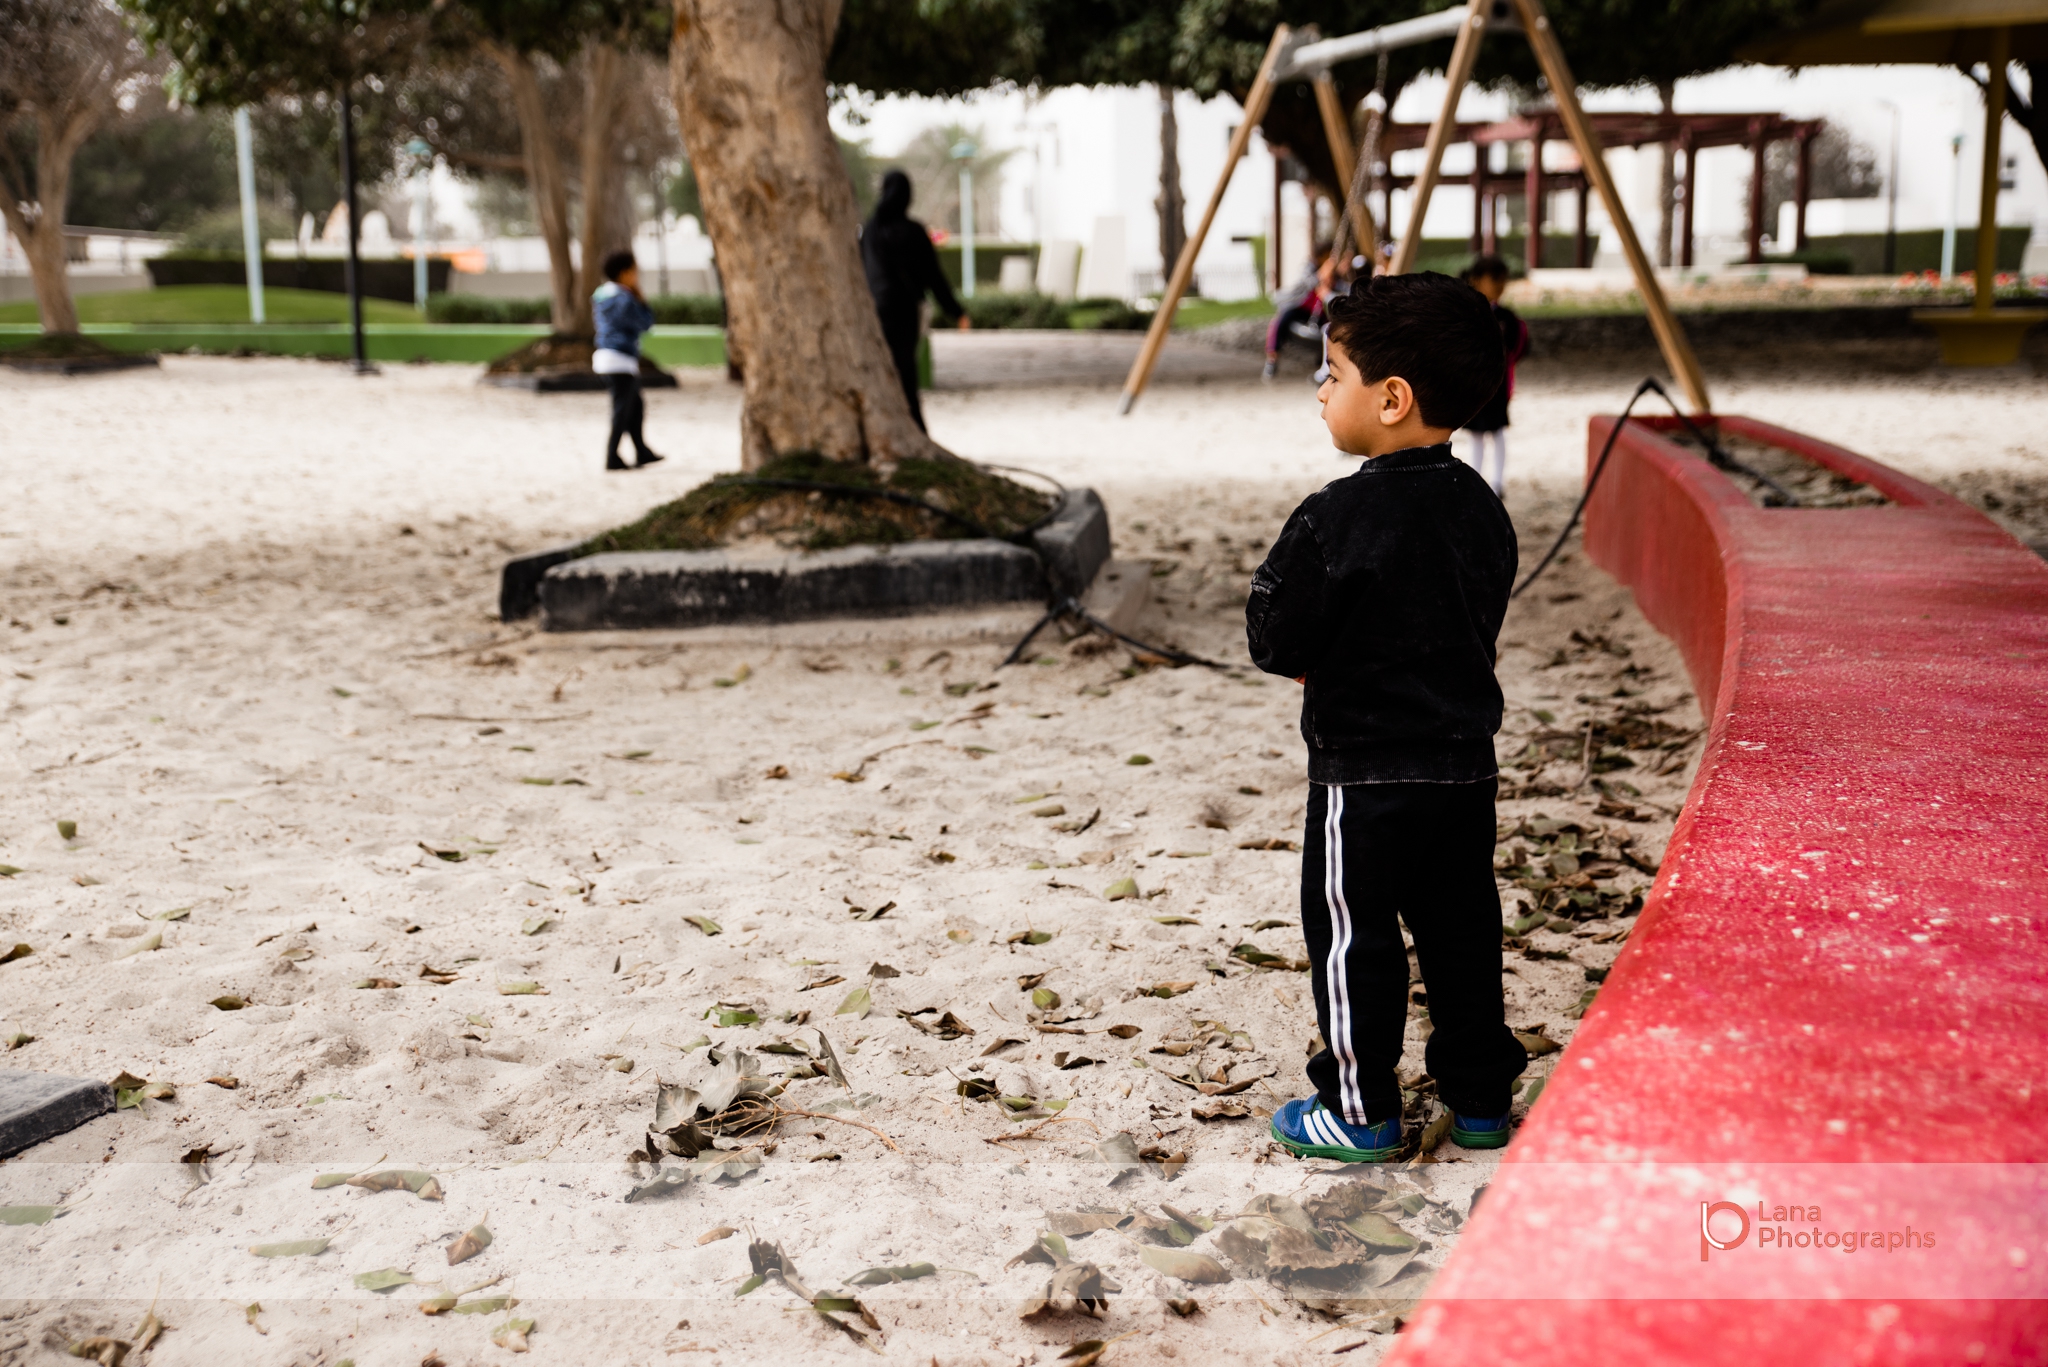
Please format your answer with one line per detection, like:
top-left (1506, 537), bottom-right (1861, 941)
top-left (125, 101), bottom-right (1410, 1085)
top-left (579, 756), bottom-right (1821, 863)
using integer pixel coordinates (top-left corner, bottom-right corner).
top-left (1377, 376), bottom-right (1417, 426)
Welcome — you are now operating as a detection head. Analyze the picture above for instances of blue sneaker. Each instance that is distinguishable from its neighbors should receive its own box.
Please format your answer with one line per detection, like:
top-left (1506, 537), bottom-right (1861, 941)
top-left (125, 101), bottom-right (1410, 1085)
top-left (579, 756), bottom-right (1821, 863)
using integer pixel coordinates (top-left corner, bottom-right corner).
top-left (1449, 1111), bottom-right (1513, 1149)
top-left (1270, 1097), bottom-right (1402, 1163)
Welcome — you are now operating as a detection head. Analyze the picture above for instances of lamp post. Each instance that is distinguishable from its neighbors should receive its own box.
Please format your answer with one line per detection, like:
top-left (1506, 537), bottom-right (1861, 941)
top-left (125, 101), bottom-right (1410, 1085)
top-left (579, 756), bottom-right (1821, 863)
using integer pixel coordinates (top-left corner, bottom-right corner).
top-left (1941, 131), bottom-right (1963, 282)
top-left (233, 107), bottom-right (266, 324)
top-left (952, 137), bottom-right (978, 299)
top-left (337, 81), bottom-right (373, 374)
top-left (406, 138), bottom-right (431, 312)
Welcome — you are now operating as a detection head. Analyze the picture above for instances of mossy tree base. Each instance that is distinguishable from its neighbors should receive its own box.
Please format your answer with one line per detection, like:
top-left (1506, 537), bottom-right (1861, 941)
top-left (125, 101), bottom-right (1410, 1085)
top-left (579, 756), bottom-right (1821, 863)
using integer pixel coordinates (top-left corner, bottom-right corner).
top-left (0, 332), bottom-right (159, 373)
top-left (482, 332), bottom-right (673, 385)
top-left (582, 452), bottom-right (1056, 556)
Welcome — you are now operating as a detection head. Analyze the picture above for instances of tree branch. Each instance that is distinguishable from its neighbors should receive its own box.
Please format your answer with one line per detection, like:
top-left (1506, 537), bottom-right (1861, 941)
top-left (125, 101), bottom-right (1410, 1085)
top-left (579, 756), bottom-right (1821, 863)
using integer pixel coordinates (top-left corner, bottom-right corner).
top-left (1961, 61), bottom-right (2048, 178)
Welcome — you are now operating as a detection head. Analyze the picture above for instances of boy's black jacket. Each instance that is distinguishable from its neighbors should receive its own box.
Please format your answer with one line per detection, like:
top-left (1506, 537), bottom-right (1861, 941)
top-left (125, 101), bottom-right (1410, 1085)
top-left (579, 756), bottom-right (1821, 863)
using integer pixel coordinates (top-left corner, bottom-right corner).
top-left (1247, 443), bottom-right (1517, 784)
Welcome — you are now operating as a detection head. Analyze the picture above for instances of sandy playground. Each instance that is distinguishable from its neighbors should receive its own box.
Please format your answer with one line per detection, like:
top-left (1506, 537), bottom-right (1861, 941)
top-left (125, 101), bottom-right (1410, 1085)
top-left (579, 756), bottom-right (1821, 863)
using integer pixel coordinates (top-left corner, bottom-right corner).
top-left (1, 335), bottom-right (2045, 1367)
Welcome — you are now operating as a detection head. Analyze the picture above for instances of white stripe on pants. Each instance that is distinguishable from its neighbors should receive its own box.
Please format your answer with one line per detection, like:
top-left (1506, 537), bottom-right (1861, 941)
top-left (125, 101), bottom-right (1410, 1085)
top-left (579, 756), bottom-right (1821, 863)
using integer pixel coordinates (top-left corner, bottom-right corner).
top-left (1322, 785), bottom-right (1368, 1126)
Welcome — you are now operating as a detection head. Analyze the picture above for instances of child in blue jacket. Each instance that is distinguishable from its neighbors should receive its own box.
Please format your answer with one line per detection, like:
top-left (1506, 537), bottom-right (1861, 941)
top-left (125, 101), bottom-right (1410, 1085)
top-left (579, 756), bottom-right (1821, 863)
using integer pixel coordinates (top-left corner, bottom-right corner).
top-left (592, 250), bottom-right (663, 472)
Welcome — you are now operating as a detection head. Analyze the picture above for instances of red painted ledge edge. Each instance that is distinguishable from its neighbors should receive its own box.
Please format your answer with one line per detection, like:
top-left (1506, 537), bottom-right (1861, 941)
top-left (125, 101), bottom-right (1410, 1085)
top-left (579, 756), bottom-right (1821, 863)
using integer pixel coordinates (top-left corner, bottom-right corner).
top-left (1382, 415), bottom-right (2048, 1366)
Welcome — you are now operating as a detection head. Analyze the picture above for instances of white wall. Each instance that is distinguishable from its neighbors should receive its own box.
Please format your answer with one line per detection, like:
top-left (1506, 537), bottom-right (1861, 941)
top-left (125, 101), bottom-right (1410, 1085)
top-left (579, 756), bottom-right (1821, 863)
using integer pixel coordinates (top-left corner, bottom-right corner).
top-left (839, 85), bottom-right (1277, 300)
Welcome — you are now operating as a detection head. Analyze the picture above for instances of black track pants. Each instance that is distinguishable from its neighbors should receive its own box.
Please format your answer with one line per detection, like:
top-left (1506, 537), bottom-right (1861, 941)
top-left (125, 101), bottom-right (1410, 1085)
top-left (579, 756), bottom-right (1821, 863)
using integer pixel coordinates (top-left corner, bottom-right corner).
top-left (1300, 779), bottom-right (1526, 1125)
top-left (880, 313), bottom-right (925, 432)
top-left (607, 372), bottom-right (647, 463)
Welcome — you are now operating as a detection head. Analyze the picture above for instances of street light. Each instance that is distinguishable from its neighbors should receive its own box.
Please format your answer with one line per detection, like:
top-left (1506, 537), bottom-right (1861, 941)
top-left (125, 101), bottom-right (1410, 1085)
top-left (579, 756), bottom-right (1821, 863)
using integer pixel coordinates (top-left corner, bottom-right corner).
top-left (1941, 131), bottom-right (1964, 283)
top-left (952, 137), bottom-right (978, 299)
top-left (233, 107), bottom-right (266, 324)
top-left (405, 138), bottom-right (432, 312)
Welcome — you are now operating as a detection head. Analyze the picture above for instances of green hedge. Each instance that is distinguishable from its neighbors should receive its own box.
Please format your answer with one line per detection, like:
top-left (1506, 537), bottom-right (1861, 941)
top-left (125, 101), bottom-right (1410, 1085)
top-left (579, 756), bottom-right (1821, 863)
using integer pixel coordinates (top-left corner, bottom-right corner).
top-left (960, 292), bottom-right (1072, 329)
top-left (1781, 227), bottom-right (2030, 276)
top-left (953, 293), bottom-right (1155, 331)
top-left (934, 242), bottom-right (1037, 291)
top-left (426, 287), bottom-right (1161, 333)
top-left (1760, 249), bottom-right (1856, 276)
top-left (425, 293), bottom-right (725, 326)
top-left (1413, 227), bottom-right (2031, 278)
top-left (147, 256), bottom-right (452, 302)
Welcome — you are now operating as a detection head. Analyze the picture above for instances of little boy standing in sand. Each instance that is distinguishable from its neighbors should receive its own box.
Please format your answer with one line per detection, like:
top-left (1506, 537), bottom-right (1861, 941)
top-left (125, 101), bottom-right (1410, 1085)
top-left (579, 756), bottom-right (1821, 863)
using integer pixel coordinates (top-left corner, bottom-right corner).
top-left (1246, 272), bottom-right (1527, 1161)
top-left (592, 250), bottom-right (664, 473)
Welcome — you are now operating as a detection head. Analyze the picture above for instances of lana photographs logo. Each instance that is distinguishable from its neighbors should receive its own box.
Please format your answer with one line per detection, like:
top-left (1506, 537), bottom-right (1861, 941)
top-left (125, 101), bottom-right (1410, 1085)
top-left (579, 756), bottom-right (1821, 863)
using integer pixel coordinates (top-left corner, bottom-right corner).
top-left (1700, 1200), bottom-right (1939, 1261)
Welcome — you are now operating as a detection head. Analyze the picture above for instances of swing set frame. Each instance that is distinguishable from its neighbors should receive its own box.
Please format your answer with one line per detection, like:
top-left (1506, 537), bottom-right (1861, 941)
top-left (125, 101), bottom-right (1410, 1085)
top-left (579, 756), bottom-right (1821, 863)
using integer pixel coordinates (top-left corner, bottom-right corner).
top-left (1116, 0), bottom-right (1711, 416)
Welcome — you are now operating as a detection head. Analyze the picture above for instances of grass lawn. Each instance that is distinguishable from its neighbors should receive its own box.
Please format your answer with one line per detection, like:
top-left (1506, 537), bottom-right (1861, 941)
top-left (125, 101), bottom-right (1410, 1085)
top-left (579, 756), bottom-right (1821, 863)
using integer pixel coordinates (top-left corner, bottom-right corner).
top-left (0, 285), bottom-right (421, 326)
top-left (1171, 297), bottom-right (1272, 329)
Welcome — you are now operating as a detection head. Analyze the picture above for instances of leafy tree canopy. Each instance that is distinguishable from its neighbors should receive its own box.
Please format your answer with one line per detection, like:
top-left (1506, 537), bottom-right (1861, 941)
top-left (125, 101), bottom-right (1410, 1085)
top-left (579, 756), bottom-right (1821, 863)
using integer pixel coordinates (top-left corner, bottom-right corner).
top-left (830, 0), bottom-right (1827, 194)
top-left (65, 85), bottom-right (237, 231)
top-left (1476, 0), bottom-right (1823, 93)
top-left (121, 0), bottom-right (437, 105)
top-left (453, 0), bottom-right (667, 63)
top-left (121, 0), bottom-right (668, 108)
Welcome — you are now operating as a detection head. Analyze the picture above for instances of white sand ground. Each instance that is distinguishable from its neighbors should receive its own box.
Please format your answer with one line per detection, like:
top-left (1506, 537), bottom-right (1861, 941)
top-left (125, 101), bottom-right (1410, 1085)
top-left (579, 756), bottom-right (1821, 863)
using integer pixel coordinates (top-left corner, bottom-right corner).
top-left (1, 340), bottom-right (2044, 1367)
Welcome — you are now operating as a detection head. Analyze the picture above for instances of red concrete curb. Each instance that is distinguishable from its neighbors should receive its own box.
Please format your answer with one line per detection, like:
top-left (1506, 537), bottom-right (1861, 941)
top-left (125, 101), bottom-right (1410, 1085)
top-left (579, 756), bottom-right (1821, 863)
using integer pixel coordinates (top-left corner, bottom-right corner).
top-left (1385, 416), bottom-right (2048, 1363)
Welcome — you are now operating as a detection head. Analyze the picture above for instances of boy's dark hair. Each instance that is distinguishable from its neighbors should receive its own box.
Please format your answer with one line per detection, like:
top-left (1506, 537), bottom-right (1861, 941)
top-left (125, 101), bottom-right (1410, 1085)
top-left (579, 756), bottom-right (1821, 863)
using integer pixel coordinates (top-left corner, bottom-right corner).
top-left (1324, 272), bottom-right (1506, 430)
top-left (602, 249), bottom-right (637, 282)
top-left (1462, 254), bottom-right (1511, 284)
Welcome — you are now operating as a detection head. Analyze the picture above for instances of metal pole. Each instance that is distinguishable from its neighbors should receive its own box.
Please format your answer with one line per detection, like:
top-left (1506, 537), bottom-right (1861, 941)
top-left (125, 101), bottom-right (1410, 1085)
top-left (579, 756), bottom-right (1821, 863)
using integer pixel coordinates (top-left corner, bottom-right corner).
top-left (412, 161), bottom-right (430, 312)
top-left (1880, 99), bottom-right (1899, 275)
top-left (233, 107), bottom-right (266, 324)
top-left (653, 169), bottom-right (670, 297)
top-left (1942, 132), bottom-right (1963, 282)
top-left (338, 83), bottom-right (371, 373)
top-left (955, 149), bottom-right (977, 301)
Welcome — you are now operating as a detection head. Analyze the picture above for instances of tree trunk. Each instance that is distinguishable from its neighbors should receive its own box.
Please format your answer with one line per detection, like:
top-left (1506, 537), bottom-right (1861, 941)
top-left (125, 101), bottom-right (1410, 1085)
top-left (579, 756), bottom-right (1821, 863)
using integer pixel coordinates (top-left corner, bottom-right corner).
top-left (670, 0), bottom-right (942, 471)
top-left (1156, 83), bottom-right (1186, 286)
top-left (1655, 80), bottom-right (1676, 270)
top-left (22, 216), bottom-right (77, 335)
top-left (488, 42), bottom-right (578, 333)
top-left (0, 108), bottom-right (97, 335)
top-left (569, 43), bottom-right (629, 334)
top-left (2019, 62), bottom-right (2048, 176)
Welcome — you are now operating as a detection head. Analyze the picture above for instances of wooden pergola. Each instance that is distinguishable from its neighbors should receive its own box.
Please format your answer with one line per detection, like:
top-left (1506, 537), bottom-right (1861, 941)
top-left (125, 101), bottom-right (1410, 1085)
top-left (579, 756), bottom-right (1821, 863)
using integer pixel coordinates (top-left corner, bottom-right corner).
top-left (1743, 0), bottom-right (2048, 364)
top-left (1360, 111), bottom-right (1824, 270)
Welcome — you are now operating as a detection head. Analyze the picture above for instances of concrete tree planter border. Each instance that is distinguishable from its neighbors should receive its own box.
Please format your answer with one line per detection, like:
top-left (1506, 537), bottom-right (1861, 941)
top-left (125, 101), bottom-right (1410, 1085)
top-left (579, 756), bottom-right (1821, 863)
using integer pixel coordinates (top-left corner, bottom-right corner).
top-left (500, 487), bottom-right (1109, 632)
